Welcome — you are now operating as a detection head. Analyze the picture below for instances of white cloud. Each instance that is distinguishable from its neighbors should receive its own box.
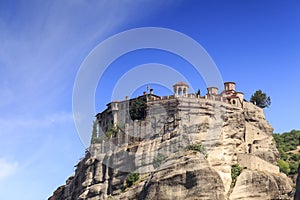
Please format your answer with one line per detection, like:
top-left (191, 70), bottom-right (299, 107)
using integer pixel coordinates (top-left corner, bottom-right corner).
top-left (0, 2), bottom-right (182, 199)
top-left (0, 158), bottom-right (18, 181)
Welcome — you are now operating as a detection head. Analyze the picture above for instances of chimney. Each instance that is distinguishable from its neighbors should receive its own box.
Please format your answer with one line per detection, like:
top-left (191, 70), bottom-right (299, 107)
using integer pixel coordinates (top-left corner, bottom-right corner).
top-left (125, 96), bottom-right (129, 100)
top-left (143, 91), bottom-right (147, 95)
top-left (150, 88), bottom-right (153, 94)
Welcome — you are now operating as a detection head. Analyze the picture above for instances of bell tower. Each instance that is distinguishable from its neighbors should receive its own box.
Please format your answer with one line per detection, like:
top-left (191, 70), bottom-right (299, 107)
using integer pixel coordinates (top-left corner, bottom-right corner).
top-left (173, 82), bottom-right (189, 97)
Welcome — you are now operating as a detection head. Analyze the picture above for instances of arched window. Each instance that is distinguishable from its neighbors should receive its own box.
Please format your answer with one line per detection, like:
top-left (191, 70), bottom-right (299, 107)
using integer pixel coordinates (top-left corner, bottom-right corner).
top-left (183, 88), bottom-right (187, 96)
top-left (178, 88), bottom-right (182, 96)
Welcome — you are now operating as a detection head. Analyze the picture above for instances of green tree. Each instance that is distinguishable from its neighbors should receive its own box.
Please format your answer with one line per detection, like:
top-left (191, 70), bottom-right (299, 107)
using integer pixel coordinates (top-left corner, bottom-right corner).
top-left (129, 96), bottom-right (147, 121)
top-left (250, 90), bottom-right (271, 108)
top-left (289, 161), bottom-right (298, 174)
top-left (278, 148), bottom-right (287, 160)
top-left (273, 130), bottom-right (300, 176)
top-left (278, 159), bottom-right (290, 175)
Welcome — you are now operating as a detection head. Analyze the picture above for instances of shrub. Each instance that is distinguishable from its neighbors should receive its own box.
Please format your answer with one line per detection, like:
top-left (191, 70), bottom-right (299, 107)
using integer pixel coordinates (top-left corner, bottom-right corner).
top-left (186, 144), bottom-right (206, 155)
top-left (278, 159), bottom-right (290, 175)
top-left (231, 164), bottom-right (242, 188)
top-left (125, 172), bottom-right (139, 188)
top-left (105, 125), bottom-right (118, 138)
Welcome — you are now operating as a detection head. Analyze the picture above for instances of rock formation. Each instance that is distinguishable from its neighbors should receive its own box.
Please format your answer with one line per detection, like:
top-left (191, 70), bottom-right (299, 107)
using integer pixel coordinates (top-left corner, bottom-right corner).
top-left (295, 164), bottom-right (300, 200)
top-left (49, 82), bottom-right (294, 200)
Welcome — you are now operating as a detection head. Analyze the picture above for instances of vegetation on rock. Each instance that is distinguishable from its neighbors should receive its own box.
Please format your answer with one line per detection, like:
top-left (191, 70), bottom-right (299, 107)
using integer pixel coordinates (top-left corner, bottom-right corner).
top-left (125, 172), bottom-right (140, 188)
top-left (129, 96), bottom-right (147, 121)
top-left (231, 164), bottom-right (242, 188)
top-left (273, 130), bottom-right (300, 176)
top-left (186, 144), bottom-right (206, 155)
top-left (91, 123), bottom-right (119, 144)
top-left (105, 124), bottom-right (118, 138)
top-left (250, 89), bottom-right (271, 108)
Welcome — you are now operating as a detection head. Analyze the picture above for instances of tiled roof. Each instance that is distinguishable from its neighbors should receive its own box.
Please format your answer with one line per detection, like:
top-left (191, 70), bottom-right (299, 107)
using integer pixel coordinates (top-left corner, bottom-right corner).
top-left (174, 82), bottom-right (189, 86)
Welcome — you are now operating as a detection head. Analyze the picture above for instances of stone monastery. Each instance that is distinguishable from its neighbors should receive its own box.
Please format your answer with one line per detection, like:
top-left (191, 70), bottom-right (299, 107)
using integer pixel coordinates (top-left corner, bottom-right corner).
top-left (92, 81), bottom-right (279, 178)
top-left (49, 81), bottom-right (293, 200)
top-left (96, 82), bottom-right (244, 133)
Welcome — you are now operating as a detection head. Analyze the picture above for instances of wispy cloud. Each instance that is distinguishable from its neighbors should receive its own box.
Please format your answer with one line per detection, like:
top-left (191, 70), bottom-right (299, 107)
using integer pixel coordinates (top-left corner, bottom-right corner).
top-left (0, 1), bottom-right (180, 199)
top-left (0, 158), bottom-right (18, 182)
top-left (0, 0), bottom-right (178, 117)
top-left (0, 112), bottom-right (73, 128)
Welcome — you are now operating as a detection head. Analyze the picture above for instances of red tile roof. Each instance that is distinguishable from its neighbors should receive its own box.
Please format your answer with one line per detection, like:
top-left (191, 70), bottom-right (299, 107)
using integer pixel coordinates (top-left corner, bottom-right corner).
top-left (173, 82), bottom-right (189, 87)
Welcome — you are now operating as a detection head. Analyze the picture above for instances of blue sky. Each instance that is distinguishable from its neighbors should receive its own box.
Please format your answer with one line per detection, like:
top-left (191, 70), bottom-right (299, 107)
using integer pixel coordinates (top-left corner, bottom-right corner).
top-left (0, 0), bottom-right (299, 199)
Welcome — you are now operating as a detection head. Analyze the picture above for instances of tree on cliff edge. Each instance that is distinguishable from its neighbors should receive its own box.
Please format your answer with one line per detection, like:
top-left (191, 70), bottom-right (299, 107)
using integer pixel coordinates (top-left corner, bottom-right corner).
top-left (250, 89), bottom-right (271, 108)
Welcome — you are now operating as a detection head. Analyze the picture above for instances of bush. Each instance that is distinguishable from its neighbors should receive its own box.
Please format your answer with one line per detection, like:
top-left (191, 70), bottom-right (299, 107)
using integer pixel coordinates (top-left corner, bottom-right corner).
top-left (186, 144), bottom-right (206, 154)
top-left (278, 159), bottom-right (290, 175)
top-left (125, 172), bottom-right (139, 188)
top-left (105, 125), bottom-right (118, 138)
top-left (153, 153), bottom-right (166, 169)
top-left (231, 164), bottom-right (242, 188)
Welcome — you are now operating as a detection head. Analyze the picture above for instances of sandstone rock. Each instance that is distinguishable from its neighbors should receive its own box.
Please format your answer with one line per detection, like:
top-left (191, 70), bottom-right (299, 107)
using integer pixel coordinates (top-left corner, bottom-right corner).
top-left (230, 170), bottom-right (293, 200)
top-left (139, 152), bottom-right (225, 200)
top-left (49, 99), bottom-right (293, 200)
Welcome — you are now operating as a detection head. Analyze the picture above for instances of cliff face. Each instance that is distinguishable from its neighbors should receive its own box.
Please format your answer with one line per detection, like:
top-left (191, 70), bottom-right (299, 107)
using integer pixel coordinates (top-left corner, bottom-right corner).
top-left (295, 164), bottom-right (300, 200)
top-left (49, 99), bottom-right (293, 200)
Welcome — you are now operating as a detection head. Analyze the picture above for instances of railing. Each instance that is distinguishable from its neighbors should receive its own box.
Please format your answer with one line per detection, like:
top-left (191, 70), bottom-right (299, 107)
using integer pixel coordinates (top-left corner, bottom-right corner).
top-left (148, 93), bottom-right (230, 104)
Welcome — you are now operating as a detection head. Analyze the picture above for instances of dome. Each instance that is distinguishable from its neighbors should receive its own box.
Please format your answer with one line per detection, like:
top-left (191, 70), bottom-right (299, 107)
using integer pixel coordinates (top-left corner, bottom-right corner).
top-left (173, 82), bottom-right (189, 87)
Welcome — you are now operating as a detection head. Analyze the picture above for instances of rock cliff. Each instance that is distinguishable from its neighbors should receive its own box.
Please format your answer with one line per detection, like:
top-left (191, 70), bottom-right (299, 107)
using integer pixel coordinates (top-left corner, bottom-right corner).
top-left (49, 98), bottom-right (294, 200)
top-left (295, 164), bottom-right (300, 200)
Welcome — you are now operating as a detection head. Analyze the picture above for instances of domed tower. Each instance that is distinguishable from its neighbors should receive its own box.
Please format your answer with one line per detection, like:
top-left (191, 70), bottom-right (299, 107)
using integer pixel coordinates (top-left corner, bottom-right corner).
top-left (224, 82), bottom-right (236, 92)
top-left (173, 82), bottom-right (189, 97)
top-left (207, 87), bottom-right (219, 95)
